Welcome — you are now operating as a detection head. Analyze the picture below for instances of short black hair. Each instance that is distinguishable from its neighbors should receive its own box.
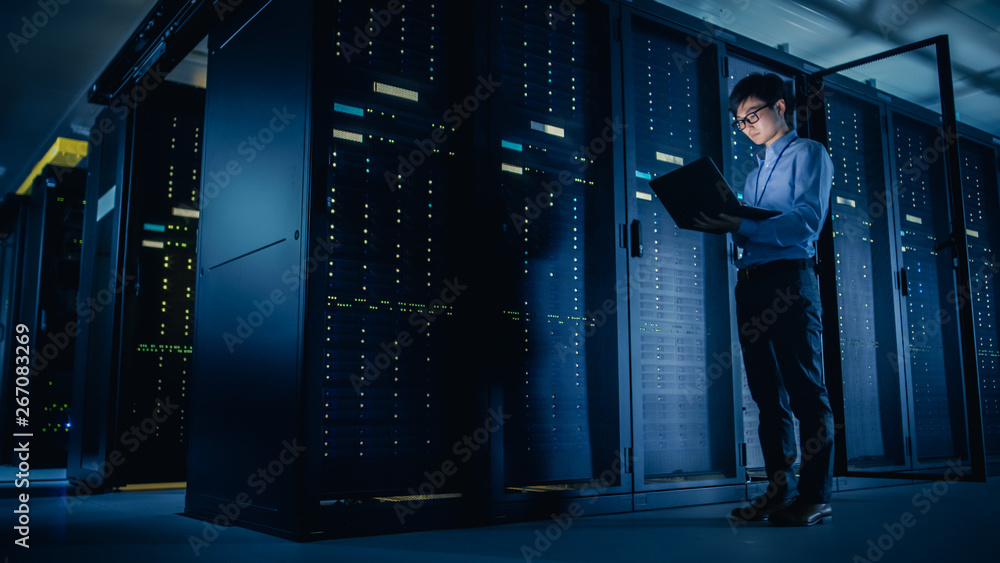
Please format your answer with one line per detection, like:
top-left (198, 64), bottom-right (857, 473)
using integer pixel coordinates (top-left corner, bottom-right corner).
top-left (729, 73), bottom-right (788, 117)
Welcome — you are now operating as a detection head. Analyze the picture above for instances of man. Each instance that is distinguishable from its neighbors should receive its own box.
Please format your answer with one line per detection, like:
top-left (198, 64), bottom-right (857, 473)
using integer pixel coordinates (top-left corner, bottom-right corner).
top-left (693, 73), bottom-right (835, 526)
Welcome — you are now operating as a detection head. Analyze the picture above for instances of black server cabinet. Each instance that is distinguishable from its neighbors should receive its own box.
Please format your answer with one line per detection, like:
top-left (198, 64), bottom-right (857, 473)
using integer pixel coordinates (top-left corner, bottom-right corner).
top-left (485, 0), bottom-right (630, 514)
top-left (821, 77), bottom-right (975, 477)
top-left (889, 109), bottom-right (968, 468)
top-left (957, 132), bottom-right (1000, 460)
top-left (822, 83), bottom-right (908, 475)
top-left (2, 166), bottom-right (86, 467)
top-left (621, 9), bottom-right (742, 507)
top-left (68, 81), bottom-right (204, 489)
top-left (186, 0), bottom-right (479, 539)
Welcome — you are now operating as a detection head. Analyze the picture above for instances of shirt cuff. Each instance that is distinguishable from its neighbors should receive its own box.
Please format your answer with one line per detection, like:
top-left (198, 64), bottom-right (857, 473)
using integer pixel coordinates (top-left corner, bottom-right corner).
top-left (736, 218), bottom-right (759, 237)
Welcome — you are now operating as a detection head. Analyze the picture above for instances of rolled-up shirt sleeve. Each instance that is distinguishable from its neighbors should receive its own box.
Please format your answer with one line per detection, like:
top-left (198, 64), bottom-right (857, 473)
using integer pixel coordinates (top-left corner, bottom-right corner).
top-left (735, 142), bottom-right (832, 248)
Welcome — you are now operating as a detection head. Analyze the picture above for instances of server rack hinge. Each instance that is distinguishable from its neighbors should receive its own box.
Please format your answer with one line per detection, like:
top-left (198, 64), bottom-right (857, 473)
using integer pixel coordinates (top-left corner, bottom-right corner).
top-left (612, 16), bottom-right (622, 42)
top-left (624, 447), bottom-right (633, 474)
top-left (723, 56), bottom-right (729, 78)
top-left (740, 443), bottom-right (747, 466)
top-left (619, 223), bottom-right (628, 249)
top-left (905, 436), bottom-right (912, 458)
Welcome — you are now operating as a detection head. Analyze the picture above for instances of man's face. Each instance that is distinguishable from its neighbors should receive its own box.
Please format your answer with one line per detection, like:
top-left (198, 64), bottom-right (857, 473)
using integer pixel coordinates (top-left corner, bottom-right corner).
top-left (735, 96), bottom-right (785, 145)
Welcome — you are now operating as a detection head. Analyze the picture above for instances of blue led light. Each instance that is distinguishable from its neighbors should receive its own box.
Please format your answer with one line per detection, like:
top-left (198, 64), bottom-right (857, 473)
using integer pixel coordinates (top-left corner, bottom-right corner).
top-left (636, 171), bottom-right (652, 180)
top-left (143, 223), bottom-right (166, 232)
top-left (334, 103), bottom-right (365, 117)
top-left (501, 140), bottom-right (523, 151)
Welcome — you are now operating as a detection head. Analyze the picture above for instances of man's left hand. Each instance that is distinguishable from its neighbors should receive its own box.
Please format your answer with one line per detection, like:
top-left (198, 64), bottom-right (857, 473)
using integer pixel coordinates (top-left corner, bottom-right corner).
top-left (692, 212), bottom-right (741, 233)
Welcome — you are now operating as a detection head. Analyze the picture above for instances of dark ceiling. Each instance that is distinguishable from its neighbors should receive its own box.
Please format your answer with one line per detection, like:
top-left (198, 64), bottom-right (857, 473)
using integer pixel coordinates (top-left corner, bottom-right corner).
top-left (1, 0), bottom-right (998, 198)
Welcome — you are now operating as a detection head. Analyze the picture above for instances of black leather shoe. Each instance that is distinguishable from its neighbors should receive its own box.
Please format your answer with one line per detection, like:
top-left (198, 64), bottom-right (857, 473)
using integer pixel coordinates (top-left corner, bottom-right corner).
top-left (729, 494), bottom-right (796, 522)
top-left (769, 500), bottom-right (833, 526)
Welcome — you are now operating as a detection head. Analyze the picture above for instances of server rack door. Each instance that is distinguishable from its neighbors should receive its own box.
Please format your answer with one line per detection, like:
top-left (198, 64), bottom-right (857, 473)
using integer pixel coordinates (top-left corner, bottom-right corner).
top-left (823, 85), bottom-right (909, 474)
top-left (890, 111), bottom-right (969, 470)
top-left (114, 81), bottom-right (204, 484)
top-left (724, 55), bottom-right (800, 477)
top-left (623, 12), bottom-right (740, 493)
top-left (68, 107), bottom-right (131, 489)
top-left (489, 0), bottom-right (626, 502)
top-left (959, 136), bottom-right (1000, 460)
top-left (20, 167), bottom-right (86, 468)
top-left (316, 1), bottom-right (476, 507)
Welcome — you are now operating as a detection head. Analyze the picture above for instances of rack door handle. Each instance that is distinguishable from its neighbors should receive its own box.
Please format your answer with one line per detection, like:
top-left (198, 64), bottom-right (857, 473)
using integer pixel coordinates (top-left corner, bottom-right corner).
top-left (630, 219), bottom-right (643, 258)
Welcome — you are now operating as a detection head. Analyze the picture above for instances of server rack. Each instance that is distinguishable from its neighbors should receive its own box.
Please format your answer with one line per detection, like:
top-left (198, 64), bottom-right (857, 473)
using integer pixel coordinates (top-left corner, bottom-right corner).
top-left (810, 38), bottom-right (986, 481)
top-left (889, 108), bottom-right (968, 469)
top-left (186, 0), bottom-right (481, 539)
top-left (618, 7), bottom-right (745, 510)
top-left (68, 81), bottom-right (204, 489)
top-left (819, 80), bottom-right (909, 476)
top-left (956, 127), bottom-right (1000, 463)
top-left (2, 166), bottom-right (86, 468)
top-left (484, 0), bottom-right (631, 517)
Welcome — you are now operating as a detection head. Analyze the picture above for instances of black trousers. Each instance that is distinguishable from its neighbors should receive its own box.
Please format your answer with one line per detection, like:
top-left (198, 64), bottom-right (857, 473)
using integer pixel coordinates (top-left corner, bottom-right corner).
top-left (736, 263), bottom-right (834, 504)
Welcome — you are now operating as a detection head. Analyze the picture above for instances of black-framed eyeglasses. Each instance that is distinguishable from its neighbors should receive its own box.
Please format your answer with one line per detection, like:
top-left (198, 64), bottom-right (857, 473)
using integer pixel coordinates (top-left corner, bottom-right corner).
top-left (732, 103), bottom-right (773, 131)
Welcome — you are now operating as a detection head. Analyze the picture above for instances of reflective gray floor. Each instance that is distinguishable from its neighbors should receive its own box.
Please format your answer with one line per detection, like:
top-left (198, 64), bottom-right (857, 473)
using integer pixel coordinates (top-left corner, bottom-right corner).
top-left (1, 476), bottom-right (996, 563)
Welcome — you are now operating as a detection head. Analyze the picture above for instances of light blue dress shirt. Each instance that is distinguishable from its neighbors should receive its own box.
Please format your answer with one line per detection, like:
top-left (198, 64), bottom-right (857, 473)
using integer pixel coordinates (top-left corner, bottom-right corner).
top-left (732, 131), bottom-right (834, 269)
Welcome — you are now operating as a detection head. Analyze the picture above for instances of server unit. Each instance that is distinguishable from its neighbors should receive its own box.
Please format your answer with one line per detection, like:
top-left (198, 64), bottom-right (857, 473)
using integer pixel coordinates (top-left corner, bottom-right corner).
top-left (68, 81), bottom-right (204, 489)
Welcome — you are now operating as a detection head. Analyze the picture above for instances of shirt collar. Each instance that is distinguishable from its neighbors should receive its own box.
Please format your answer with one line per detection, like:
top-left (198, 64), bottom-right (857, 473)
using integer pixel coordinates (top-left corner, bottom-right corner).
top-left (756, 130), bottom-right (799, 161)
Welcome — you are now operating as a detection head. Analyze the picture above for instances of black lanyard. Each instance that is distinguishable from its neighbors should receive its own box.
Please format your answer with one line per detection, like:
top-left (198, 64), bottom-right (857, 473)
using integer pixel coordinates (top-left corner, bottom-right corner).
top-left (753, 138), bottom-right (796, 207)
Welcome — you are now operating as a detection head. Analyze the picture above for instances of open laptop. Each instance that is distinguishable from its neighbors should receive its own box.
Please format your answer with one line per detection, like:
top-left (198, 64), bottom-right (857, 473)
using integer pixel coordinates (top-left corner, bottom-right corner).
top-left (648, 156), bottom-right (779, 232)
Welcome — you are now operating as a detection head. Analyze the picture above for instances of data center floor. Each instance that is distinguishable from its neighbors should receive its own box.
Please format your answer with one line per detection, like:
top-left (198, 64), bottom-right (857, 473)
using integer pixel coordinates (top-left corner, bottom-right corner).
top-left (2, 473), bottom-right (996, 562)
